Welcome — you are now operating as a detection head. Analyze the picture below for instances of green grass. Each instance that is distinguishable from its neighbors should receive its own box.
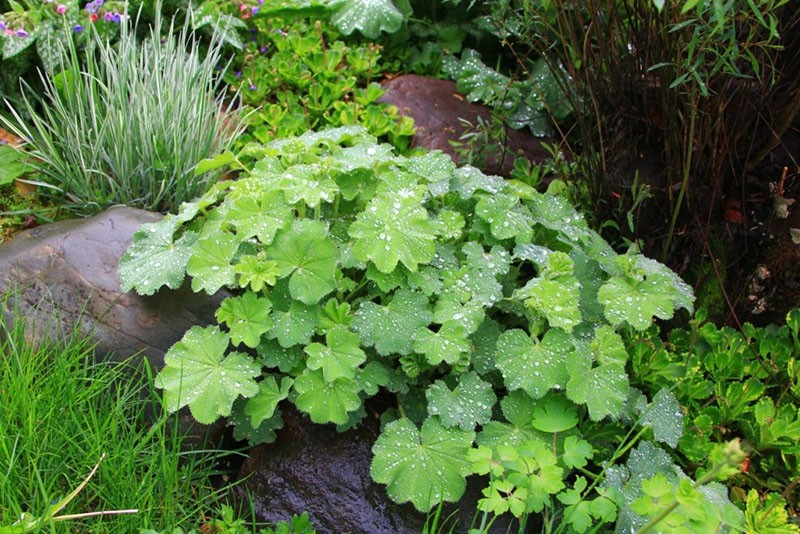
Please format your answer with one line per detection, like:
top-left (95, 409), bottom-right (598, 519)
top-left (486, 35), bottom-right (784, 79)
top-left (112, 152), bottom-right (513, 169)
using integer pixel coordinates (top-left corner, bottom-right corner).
top-left (1, 11), bottom-right (240, 215)
top-left (0, 295), bottom-right (235, 533)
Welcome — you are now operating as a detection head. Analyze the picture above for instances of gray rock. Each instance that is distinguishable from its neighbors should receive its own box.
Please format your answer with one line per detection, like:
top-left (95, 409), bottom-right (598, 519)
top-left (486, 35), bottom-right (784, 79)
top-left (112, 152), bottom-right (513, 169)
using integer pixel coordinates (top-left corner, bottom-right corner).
top-left (0, 206), bottom-right (226, 368)
top-left (378, 74), bottom-right (554, 177)
top-left (0, 206), bottom-right (228, 445)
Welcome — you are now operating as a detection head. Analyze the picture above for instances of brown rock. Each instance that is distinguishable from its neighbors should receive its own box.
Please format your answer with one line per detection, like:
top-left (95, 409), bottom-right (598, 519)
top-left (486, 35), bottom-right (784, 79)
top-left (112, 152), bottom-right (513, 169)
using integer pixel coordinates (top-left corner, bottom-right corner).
top-left (379, 74), bottom-right (554, 176)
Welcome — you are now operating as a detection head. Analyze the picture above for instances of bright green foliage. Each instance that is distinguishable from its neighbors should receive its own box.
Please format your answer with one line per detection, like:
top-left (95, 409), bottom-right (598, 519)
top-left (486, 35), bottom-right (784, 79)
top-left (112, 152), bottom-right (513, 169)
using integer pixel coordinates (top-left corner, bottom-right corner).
top-left (531, 394), bottom-right (578, 433)
top-left (268, 220), bottom-right (337, 305)
top-left (353, 289), bottom-right (433, 356)
top-left (293, 369), bottom-right (361, 425)
top-left (495, 328), bottom-right (571, 399)
top-left (304, 325), bottom-right (366, 382)
top-left (221, 15), bottom-right (414, 150)
top-left (329, 0), bottom-right (405, 38)
top-left (216, 293), bottom-right (273, 349)
top-left (349, 188), bottom-right (437, 273)
top-left (244, 376), bottom-right (293, 428)
top-left (370, 417), bottom-right (475, 512)
top-left (426, 371), bottom-right (497, 430)
top-left (119, 216), bottom-right (198, 295)
top-left (630, 308), bottom-right (800, 511)
top-left (120, 126), bottom-right (695, 518)
top-left (599, 256), bottom-right (694, 331)
top-left (154, 326), bottom-right (261, 424)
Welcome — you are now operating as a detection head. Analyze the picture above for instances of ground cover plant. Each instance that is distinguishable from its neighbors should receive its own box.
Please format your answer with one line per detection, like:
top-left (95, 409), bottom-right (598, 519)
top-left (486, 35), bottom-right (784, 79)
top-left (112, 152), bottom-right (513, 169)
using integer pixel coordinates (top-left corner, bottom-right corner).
top-left (117, 125), bottom-right (761, 531)
top-left (629, 308), bottom-right (800, 528)
top-left (0, 294), bottom-right (236, 532)
top-left (0, 0), bottom-right (798, 530)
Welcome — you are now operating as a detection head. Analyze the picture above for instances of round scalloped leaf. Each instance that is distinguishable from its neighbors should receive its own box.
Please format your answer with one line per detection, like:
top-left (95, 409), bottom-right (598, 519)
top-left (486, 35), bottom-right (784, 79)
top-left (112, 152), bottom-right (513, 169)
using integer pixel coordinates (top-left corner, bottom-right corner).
top-left (154, 326), bottom-right (260, 424)
top-left (370, 416), bottom-right (475, 512)
top-left (330, 0), bottom-right (404, 39)
top-left (349, 187), bottom-right (437, 273)
top-left (293, 369), bottom-right (361, 425)
top-left (494, 328), bottom-right (571, 399)
top-left (119, 215), bottom-right (198, 295)
top-left (426, 371), bottom-right (497, 430)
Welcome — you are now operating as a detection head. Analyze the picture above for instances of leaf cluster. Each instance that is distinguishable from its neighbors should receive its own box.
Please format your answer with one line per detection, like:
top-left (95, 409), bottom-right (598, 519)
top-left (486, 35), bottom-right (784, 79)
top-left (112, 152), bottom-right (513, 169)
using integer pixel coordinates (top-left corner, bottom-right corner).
top-left (218, 14), bottom-right (414, 151)
top-left (120, 125), bottom-right (702, 525)
top-left (630, 308), bottom-right (800, 516)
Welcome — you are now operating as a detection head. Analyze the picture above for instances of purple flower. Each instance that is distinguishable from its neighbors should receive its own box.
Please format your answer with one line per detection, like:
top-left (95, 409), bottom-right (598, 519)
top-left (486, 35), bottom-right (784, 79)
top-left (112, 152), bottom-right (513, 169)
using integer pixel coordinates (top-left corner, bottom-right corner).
top-left (15, 28), bottom-right (29, 37)
top-left (248, 82), bottom-right (256, 90)
top-left (250, 6), bottom-right (259, 15)
top-left (85, 1), bottom-right (97, 13)
top-left (56, 4), bottom-right (67, 14)
top-left (111, 12), bottom-right (121, 22)
top-left (234, 71), bottom-right (242, 78)
top-left (73, 24), bottom-right (84, 32)
top-left (0, 21), bottom-right (6, 31)
top-left (259, 45), bottom-right (268, 54)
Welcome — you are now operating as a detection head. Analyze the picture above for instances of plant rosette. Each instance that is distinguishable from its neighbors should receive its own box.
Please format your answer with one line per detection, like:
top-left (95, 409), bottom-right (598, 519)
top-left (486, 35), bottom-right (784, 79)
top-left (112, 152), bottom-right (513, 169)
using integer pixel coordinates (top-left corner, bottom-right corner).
top-left (119, 126), bottom-right (737, 529)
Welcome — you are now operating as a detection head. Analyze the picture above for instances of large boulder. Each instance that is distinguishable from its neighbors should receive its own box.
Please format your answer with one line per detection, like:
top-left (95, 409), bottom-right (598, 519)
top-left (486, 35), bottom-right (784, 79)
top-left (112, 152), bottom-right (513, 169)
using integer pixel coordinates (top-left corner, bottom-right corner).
top-left (234, 405), bottom-right (518, 534)
top-left (0, 206), bottom-right (226, 369)
top-left (379, 74), bottom-right (554, 177)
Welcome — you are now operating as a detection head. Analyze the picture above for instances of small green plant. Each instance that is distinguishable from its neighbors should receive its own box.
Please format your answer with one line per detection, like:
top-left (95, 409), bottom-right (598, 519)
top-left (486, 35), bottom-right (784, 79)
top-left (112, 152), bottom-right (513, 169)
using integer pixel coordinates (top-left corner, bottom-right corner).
top-left (1, 8), bottom-right (241, 215)
top-left (117, 126), bottom-right (748, 531)
top-left (220, 14), bottom-right (414, 151)
top-left (630, 307), bottom-right (800, 521)
top-left (0, 291), bottom-right (234, 532)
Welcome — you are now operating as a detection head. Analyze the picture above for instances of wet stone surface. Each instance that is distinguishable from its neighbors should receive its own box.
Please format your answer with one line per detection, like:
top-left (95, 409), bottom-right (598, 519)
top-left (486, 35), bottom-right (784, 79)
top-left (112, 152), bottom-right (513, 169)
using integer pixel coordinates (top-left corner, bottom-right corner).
top-left (0, 205), bottom-right (227, 369)
top-left (378, 74), bottom-right (553, 177)
top-left (234, 405), bottom-right (518, 534)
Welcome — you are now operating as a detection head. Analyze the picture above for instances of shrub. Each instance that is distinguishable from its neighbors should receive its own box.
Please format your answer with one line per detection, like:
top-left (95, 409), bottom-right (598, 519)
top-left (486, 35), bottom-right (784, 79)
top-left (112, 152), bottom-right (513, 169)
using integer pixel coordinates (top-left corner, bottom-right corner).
top-left (117, 126), bottom-right (752, 530)
top-left (1, 10), bottom-right (241, 215)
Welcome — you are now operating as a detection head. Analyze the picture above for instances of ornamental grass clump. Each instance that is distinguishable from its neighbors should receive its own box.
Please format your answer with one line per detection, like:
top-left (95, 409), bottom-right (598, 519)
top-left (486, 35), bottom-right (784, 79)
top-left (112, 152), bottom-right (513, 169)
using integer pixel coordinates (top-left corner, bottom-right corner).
top-left (1, 10), bottom-right (241, 214)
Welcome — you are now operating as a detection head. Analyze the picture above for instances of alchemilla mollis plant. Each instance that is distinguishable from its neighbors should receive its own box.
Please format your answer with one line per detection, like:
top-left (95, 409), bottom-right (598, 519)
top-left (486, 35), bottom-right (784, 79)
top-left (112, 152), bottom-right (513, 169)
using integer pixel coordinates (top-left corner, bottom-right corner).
top-left (120, 126), bottom-right (746, 531)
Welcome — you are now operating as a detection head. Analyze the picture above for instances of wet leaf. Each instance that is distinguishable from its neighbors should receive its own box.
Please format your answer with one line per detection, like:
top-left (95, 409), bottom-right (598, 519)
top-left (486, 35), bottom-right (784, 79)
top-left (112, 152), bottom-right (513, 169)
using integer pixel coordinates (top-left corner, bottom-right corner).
top-left (371, 416), bottom-right (475, 512)
top-left (155, 326), bottom-right (260, 424)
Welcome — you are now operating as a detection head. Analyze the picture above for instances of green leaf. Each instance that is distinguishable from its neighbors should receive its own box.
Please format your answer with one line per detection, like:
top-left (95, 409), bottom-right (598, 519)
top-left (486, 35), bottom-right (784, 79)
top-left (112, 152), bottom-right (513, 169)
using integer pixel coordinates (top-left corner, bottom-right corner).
top-left (370, 417), bottom-right (475, 512)
top-left (515, 251), bottom-right (582, 332)
top-left (194, 150), bottom-right (236, 176)
top-left (216, 293), bottom-right (273, 349)
top-left (531, 394), bottom-right (579, 433)
top-left (598, 255), bottom-right (694, 330)
top-left (187, 231), bottom-right (239, 294)
top-left (0, 143), bottom-right (29, 186)
top-left (566, 350), bottom-right (628, 421)
top-left (352, 289), bottom-right (433, 355)
top-left (293, 369), bottom-right (361, 425)
top-left (637, 388), bottom-right (684, 448)
top-left (426, 371), bottom-right (497, 430)
top-left (119, 216), bottom-right (198, 295)
top-left (349, 187), bottom-right (437, 273)
top-left (230, 398), bottom-right (284, 446)
top-left (268, 281), bottom-right (318, 347)
top-left (244, 376), bottom-right (293, 428)
top-left (562, 436), bottom-right (593, 469)
top-left (224, 187), bottom-right (292, 244)
top-left (475, 192), bottom-right (533, 242)
top-left (268, 220), bottom-right (337, 305)
top-left (278, 163), bottom-right (340, 208)
top-left (413, 321), bottom-right (471, 366)
top-left (330, 0), bottom-right (404, 38)
top-left (495, 329), bottom-right (572, 399)
top-left (234, 255), bottom-right (281, 292)
top-left (155, 326), bottom-right (260, 424)
top-left (304, 325), bottom-right (366, 382)
top-left (477, 391), bottom-right (548, 449)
